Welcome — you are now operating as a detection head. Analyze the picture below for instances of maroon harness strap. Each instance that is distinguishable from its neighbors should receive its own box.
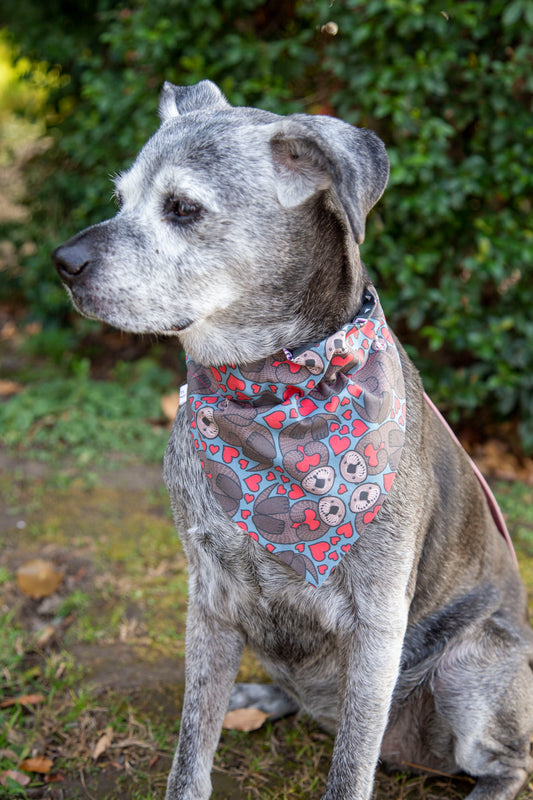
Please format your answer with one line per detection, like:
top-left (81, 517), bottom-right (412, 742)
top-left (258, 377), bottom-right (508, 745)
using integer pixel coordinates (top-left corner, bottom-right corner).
top-left (424, 393), bottom-right (517, 565)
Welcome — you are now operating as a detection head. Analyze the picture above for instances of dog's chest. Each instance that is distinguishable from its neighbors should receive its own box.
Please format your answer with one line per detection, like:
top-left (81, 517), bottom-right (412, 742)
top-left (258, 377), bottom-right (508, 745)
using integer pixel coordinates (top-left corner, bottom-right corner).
top-left (164, 409), bottom-right (342, 659)
top-left (182, 512), bottom-right (339, 651)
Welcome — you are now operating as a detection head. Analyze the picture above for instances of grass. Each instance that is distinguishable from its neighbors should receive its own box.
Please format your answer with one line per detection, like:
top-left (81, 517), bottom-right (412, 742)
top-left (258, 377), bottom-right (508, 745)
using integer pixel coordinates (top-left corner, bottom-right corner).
top-left (496, 481), bottom-right (533, 552)
top-left (492, 481), bottom-right (533, 606)
top-left (0, 323), bottom-right (184, 470)
top-left (0, 611), bottom-right (82, 795)
top-left (0, 354), bottom-right (174, 467)
top-left (0, 535), bottom-right (182, 797)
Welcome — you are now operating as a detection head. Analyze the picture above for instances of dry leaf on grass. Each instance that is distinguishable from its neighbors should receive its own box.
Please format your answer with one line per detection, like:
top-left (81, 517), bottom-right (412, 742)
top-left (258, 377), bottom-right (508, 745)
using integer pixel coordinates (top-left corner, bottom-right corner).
top-left (44, 772), bottom-right (65, 784)
top-left (161, 392), bottom-right (180, 422)
top-left (0, 769), bottom-right (31, 787)
top-left (0, 380), bottom-right (23, 397)
top-left (92, 727), bottom-right (114, 760)
top-left (0, 321), bottom-right (17, 341)
top-left (0, 692), bottom-right (45, 708)
top-left (20, 756), bottom-right (53, 774)
top-left (35, 625), bottom-right (57, 648)
top-left (16, 558), bottom-right (64, 599)
top-left (110, 738), bottom-right (156, 750)
top-left (222, 707), bottom-right (270, 732)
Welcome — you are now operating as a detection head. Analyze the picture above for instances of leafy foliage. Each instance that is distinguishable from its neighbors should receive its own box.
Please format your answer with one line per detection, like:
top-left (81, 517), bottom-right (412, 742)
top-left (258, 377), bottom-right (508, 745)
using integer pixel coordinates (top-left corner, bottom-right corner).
top-left (0, 352), bottom-right (174, 464)
top-left (2, 0), bottom-right (533, 447)
top-left (321, 1), bottom-right (533, 450)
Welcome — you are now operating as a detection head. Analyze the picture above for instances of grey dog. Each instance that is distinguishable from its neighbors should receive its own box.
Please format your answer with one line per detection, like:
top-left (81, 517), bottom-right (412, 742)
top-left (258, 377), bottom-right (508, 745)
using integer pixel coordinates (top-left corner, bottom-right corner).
top-left (53, 80), bottom-right (533, 800)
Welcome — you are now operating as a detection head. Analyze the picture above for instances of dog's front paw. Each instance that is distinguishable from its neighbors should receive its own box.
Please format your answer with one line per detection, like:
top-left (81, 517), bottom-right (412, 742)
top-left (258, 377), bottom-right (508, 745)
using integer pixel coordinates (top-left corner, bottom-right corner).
top-left (464, 772), bottom-right (532, 800)
top-left (165, 786), bottom-right (211, 800)
top-left (165, 771), bottom-right (211, 800)
top-left (229, 683), bottom-right (299, 720)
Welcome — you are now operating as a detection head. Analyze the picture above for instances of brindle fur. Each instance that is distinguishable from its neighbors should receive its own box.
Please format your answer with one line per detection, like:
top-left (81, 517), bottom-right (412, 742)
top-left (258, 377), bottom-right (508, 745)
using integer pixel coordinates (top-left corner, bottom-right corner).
top-left (53, 80), bottom-right (533, 800)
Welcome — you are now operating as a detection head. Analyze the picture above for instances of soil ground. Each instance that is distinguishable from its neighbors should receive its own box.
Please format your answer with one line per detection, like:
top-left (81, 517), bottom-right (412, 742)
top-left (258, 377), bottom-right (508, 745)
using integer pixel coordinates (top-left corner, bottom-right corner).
top-left (1, 446), bottom-right (533, 800)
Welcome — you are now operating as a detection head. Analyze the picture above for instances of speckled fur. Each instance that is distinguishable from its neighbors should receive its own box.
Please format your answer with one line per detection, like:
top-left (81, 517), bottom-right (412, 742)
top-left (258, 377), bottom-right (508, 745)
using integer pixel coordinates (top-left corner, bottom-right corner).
top-left (53, 81), bottom-right (533, 800)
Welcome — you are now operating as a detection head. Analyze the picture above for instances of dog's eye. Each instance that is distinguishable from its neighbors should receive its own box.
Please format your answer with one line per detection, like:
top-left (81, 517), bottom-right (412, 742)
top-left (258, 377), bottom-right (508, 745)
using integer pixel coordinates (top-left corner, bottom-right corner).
top-left (163, 198), bottom-right (202, 223)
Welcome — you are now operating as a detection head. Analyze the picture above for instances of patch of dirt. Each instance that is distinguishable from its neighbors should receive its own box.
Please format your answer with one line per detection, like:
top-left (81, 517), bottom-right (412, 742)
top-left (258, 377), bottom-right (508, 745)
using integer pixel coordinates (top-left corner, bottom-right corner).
top-left (30, 644), bottom-right (241, 800)
top-left (72, 641), bottom-right (185, 696)
top-left (459, 422), bottom-right (533, 486)
top-left (48, 762), bottom-right (242, 800)
top-left (0, 451), bottom-right (165, 505)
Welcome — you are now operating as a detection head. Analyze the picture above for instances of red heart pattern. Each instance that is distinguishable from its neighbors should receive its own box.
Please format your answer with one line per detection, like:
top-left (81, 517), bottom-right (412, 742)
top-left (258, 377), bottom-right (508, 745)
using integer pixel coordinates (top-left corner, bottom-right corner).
top-left (310, 541), bottom-right (329, 561)
top-left (264, 410), bottom-right (285, 429)
top-left (222, 446), bottom-right (239, 463)
top-left (330, 435), bottom-right (350, 455)
top-left (245, 475), bottom-right (261, 492)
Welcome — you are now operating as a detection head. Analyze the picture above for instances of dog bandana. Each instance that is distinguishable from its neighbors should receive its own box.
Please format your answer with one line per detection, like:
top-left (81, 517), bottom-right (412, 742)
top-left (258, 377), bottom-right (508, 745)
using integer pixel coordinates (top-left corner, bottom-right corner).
top-left (186, 288), bottom-right (407, 588)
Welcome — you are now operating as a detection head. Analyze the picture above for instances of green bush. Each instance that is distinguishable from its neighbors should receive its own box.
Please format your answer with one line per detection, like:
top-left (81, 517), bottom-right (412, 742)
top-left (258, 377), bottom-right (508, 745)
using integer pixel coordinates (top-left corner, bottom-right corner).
top-left (2, 0), bottom-right (533, 448)
top-left (321, 0), bottom-right (533, 450)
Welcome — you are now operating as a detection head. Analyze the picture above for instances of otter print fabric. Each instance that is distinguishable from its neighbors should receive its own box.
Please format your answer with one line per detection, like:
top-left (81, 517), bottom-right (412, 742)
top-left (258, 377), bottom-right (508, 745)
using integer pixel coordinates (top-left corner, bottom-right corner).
top-left (186, 289), bottom-right (406, 588)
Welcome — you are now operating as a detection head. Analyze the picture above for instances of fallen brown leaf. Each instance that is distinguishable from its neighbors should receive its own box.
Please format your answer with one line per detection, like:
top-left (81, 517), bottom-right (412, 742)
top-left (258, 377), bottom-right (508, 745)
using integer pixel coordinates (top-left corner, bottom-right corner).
top-left (24, 321), bottom-right (42, 336)
top-left (92, 726), bottom-right (113, 760)
top-left (161, 392), bottom-right (180, 422)
top-left (0, 749), bottom-right (18, 761)
top-left (54, 661), bottom-right (67, 680)
top-left (0, 380), bottom-right (23, 397)
top-left (35, 625), bottom-right (56, 648)
top-left (222, 707), bottom-right (270, 732)
top-left (0, 693), bottom-right (45, 708)
top-left (17, 558), bottom-right (64, 598)
top-left (0, 321), bottom-right (17, 341)
top-left (110, 738), bottom-right (156, 750)
top-left (44, 772), bottom-right (65, 784)
top-left (0, 769), bottom-right (31, 787)
top-left (20, 756), bottom-right (53, 774)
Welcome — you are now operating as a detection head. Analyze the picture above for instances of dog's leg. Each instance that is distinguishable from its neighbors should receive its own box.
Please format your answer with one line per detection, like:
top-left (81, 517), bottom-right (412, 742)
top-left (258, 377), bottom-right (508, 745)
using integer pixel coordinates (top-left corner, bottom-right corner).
top-left (465, 776), bottom-right (531, 800)
top-left (321, 578), bottom-right (411, 800)
top-left (165, 599), bottom-right (245, 800)
top-left (434, 628), bottom-right (533, 800)
top-left (228, 683), bottom-right (299, 720)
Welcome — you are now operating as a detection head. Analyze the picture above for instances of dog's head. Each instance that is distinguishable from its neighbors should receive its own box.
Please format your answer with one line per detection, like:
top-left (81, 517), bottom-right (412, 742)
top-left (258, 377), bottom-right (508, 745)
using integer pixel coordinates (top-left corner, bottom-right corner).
top-left (53, 80), bottom-right (389, 365)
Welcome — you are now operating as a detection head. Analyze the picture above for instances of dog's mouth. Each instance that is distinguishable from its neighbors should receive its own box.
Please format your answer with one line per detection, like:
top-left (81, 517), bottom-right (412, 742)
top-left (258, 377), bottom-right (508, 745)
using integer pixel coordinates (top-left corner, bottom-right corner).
top-left (69, 288), bottom-right (194, 336)
top-left (166, 319), bottom-right (194, 334)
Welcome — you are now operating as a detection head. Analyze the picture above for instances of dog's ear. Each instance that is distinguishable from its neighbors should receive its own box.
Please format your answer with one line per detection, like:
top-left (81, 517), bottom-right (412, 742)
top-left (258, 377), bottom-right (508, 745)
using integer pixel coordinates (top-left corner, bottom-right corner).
top-left (269, 116), bottom-right (389, 244)
top-left (159, 80), bottom-right (230, 121)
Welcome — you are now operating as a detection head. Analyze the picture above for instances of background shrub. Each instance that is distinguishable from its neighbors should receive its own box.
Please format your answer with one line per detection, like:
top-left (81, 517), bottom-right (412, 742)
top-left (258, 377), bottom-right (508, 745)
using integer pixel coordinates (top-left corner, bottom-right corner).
top-left (1, 0), bottom-right (532, 448)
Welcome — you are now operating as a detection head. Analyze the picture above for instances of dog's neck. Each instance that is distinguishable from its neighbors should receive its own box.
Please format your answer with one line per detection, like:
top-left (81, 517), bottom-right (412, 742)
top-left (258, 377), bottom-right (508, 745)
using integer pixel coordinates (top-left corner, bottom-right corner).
top-left (207, 287), bottom-right (378, 406)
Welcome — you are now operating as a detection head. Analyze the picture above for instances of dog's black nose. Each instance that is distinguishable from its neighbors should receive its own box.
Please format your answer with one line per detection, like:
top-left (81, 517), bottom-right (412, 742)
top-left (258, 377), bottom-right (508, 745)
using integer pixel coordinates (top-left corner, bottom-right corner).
top-left (52, 240), bottom-right (92, 283)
